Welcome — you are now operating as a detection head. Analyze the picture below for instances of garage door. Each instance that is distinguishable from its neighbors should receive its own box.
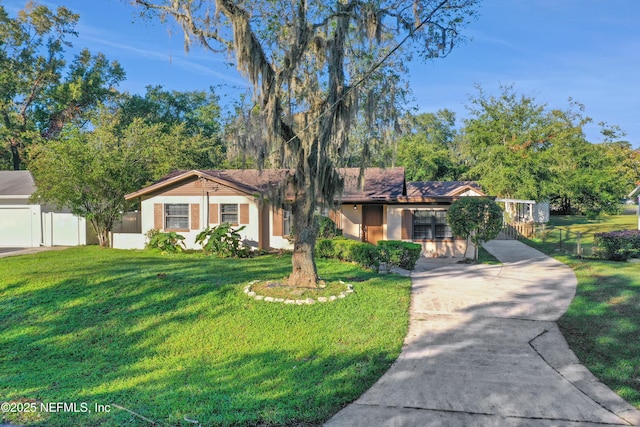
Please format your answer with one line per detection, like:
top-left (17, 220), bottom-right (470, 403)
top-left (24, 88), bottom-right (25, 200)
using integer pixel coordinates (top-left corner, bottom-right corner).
top-left (0, 208), bottom-right (34, 247)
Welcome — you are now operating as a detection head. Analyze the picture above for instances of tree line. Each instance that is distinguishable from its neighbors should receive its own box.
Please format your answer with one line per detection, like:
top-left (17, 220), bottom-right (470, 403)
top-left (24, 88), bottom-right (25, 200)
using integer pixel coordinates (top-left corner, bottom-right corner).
top-left (393, 85), bottom-right (640, 217)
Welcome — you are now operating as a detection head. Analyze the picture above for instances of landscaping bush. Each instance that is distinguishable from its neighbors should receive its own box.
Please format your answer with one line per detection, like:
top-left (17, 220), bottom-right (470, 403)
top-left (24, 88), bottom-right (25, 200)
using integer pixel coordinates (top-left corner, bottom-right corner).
top-left (316, 238), bottom-right (336, 258)
top-left (315, 215), bottom-right (342, 238)
top-left (350, 242), bottom-right (381, 269)
top-left (316, 238), bottom-right (422, 271)
top-left (331, 237), bottom-right (362, 261)
top-left (593, 230), bottom-right (640, 261)
top-left (378, 240), bottom-right (422, 270)
top-left (317, 237), bottom-right (380, 269)
top-left (145, 229), bottom-right (186, 253)
top-left (195, 223), bottom-right (251, 258)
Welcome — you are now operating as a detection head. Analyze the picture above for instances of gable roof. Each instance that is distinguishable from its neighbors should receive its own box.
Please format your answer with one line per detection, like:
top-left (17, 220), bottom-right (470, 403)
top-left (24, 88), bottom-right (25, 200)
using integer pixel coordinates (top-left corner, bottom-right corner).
top-left (404, 181), bottom-right (486, 201)
top-left (0, 171), bottom-right (37, 199)
top-left (125, 168), bottom-right (486, 204)
top-left (125, 169), bottom-right (288, 200)
top-left (126, 167), bottom-right (408, 202)
top-left (339, 167), bottom-right (406, 202)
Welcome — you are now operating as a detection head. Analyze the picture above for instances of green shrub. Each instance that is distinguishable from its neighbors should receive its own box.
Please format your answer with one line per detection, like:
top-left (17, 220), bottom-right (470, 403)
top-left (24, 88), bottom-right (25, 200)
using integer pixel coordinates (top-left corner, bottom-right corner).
top-left (447, 197), bottom-right (502, 260)
top-left (331, 238), bottom-right (360, 261)
top-left (316, 238), bottom-right (336, 258)
top-left (145, 229), bottom-right (186, 253)
top-left (315, 215), bottom-right (342, 238)
top-left (195, 223), bottom-right (251, 258)
top-left (593, 230), bottom-right (640, 261)
top-left (378, 240), bottom-right (422, 270)
top-left (350, 243), bottom-right (381, 269)
top-left (316, 237), bottom-right (380, 269)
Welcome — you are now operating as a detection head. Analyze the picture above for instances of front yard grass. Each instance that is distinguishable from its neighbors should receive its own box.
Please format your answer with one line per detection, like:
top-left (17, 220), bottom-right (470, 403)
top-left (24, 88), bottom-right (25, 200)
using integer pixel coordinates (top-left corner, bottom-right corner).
top-left (0, 247), bottom-right (411, 426)
top-left (523, 213), bottom-right (640, 408)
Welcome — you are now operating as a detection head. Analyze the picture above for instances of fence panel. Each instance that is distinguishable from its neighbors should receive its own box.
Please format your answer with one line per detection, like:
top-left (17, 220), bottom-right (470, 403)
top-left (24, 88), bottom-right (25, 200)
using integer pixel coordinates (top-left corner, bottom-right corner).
top-left (498, 222), bottom-right (594, 257)
top-left (532, 224), bottom-right (592, 257)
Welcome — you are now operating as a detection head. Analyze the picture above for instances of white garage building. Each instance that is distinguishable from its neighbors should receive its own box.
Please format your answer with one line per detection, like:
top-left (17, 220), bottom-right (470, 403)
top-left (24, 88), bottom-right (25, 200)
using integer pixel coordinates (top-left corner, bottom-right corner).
top-left (0, 171), bottom-right (90, 248)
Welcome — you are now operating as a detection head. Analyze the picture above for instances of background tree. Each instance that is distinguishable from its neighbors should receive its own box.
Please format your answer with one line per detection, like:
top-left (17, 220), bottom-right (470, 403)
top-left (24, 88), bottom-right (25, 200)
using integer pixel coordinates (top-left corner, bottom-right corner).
top-left (118, 85), bottom-right (226, 168)
top-left (29, 108), bottom-right (179, 247)
top-left (458, 85), bottom-right (634, 217)
top-left (395, 109), bottom-right (465, 181)
top-left (133, 0), bottom-right (478, 287)
top-left (0, 2), bottom-right (124, 170)
top-left (457, 85), bottom-right (555, 200)
top-left (447, 196), bottom-right (502, 260)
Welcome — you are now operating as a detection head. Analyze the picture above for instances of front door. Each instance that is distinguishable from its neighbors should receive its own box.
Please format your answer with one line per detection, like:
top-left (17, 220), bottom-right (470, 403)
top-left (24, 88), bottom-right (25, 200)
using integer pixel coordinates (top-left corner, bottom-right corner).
top-left (362, 205), bottom-right (384, 245)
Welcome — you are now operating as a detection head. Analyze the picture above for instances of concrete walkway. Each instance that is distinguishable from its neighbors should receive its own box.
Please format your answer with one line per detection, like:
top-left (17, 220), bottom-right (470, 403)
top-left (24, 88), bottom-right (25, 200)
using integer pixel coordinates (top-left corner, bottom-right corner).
top-left (326, 240), bottom-right (640, 426)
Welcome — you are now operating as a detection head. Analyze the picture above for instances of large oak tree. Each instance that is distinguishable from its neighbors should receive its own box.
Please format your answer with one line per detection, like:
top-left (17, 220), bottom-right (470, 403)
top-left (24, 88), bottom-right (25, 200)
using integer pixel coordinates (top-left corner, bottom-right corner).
top-left (133, 0), bottom-right (478, 286)
top-left (0, 1), bottom-right (124, 170)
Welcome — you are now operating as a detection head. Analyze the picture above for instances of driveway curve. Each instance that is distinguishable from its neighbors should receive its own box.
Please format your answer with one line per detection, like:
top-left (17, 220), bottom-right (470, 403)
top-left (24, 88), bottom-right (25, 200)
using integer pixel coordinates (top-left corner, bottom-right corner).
top-left (326, 240), bottom-right (640, 426)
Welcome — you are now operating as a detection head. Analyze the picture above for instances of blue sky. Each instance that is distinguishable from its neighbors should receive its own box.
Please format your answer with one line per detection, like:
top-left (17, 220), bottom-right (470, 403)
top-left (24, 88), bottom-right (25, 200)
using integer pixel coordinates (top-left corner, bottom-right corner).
top-left (5, 0), bottom-right (640, 147)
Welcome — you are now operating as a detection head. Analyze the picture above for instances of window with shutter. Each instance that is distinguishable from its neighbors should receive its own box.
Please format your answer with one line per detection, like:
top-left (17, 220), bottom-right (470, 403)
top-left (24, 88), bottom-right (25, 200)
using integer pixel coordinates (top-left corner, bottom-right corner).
top-left (165, 204), bottom-right (189, 230)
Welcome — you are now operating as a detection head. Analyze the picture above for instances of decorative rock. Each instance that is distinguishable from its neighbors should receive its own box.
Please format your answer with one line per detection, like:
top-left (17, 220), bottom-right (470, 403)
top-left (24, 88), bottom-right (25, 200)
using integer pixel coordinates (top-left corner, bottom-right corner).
top-left (243, 282), bottom-right (354, 305)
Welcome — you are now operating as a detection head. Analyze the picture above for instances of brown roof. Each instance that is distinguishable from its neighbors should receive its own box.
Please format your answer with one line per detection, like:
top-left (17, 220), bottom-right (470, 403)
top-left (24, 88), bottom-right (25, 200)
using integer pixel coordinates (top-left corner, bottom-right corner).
top-left (339, 167), bottom-right (406, 202)
top-left (125, 168), bottom-right (485, 203)
top-left (405, 181), bottom-right (485, 198)
top-left (125, 169), bottom-right (288, 200)
top-left (126, 167), bottom-right (408, 202)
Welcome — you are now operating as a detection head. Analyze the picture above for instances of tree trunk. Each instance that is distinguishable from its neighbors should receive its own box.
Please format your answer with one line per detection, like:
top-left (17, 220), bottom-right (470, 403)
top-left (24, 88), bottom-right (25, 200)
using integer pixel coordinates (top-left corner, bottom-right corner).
top-left (96, 229), bottom-right (110, 248)
top-left (464, 236), bottom-right (470, 260)
top-left (10, 144), bottom-right (21, 171)
top-left (287, 197), bottom-right (319, 288)
top-left (90, 220), bottom-right (110, 248)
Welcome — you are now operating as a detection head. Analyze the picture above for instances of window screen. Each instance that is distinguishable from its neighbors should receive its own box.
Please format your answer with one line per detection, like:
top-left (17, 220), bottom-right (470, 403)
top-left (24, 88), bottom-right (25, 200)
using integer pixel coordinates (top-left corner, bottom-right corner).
top-left (413, 210), bottom-right (451, 240)
top-left (221, 204), bottom-right (238, 224)
top-left (165, 204), bottom-right (189, 230)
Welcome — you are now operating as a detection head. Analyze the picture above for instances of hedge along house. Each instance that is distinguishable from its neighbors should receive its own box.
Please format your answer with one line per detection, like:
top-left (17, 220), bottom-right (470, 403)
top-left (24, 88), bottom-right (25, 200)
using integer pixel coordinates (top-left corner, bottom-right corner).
top-left (114, 168), bottom-right (487, 257)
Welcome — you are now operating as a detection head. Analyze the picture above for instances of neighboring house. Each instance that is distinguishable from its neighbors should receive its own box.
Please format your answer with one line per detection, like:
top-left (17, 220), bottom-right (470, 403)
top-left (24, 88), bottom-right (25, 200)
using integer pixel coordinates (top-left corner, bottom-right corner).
top-left (0, 171), bottom-right (91, 247)
top-left (496, 198), bottom-right (550, 224)
top-left (114, 168), bottom-right (487, 257)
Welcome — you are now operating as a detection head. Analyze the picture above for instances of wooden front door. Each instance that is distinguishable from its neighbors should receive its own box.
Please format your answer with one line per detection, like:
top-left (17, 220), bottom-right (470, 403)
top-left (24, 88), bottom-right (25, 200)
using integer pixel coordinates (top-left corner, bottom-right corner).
top-left (362, 205), bottom-right (384, 244)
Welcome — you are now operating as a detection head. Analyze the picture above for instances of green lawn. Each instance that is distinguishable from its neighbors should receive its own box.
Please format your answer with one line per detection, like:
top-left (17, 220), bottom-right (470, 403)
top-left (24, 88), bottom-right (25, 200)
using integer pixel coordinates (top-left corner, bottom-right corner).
top-left (523, 213), bottom-right (640, 408)
top-left (0, 248), bottom-right (411, 426)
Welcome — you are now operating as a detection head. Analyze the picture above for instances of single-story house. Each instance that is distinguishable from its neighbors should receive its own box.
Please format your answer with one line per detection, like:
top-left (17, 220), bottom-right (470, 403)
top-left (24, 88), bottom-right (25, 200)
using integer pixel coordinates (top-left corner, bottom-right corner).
top-left (0, 171), bottom-right (91, 247)
top-left (115, 168), bottom-right (487, 258)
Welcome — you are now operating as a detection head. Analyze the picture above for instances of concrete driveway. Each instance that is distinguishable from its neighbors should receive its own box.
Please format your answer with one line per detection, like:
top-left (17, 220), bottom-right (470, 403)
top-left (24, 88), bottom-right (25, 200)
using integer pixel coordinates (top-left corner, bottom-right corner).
top-left (326, 240), bottom-right (640, 426)
top-left (0, 246), bottom-right (68, 258)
